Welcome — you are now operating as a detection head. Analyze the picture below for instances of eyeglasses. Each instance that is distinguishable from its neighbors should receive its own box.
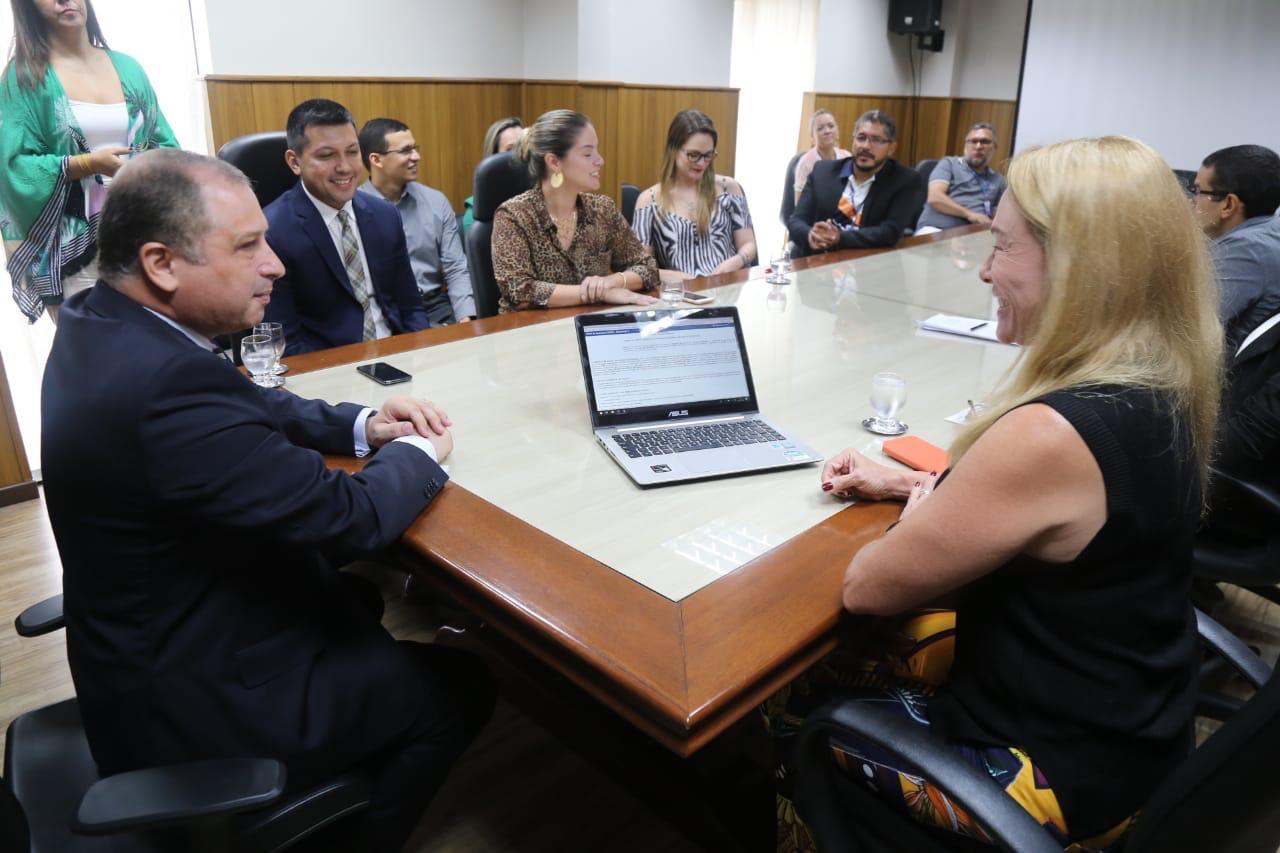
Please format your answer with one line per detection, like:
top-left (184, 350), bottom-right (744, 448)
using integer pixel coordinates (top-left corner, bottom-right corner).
top-left (965, 138), bottom-right (995, 146)
top-left (682, 149), bottom-right (717, 164)
top-left (853, 134), bottom-right (891, 146)
top-left (1188, 186), bottom-right (1228, 200)
top-left (380, 144), bottom-right (420, 157)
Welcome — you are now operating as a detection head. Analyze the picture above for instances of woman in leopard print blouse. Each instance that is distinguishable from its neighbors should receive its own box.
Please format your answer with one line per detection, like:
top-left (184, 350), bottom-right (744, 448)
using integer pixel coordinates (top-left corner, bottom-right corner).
top-left (491, 109), bottom-right (658, 313)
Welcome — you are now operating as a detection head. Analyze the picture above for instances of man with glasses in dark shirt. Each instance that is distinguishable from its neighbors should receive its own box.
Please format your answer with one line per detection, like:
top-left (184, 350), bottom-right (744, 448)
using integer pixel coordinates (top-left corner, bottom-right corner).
top-left (1191, 144), bottom-right (1280, 350)
top-left (916, 122), bottom-right (1007, 233)
top-left (789, 109), bottom-right (925, 254)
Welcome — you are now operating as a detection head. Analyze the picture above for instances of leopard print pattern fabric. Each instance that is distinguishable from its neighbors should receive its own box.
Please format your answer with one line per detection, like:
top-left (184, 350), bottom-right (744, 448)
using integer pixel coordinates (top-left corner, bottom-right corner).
top-left (490, 188), bottom-right (657, 312)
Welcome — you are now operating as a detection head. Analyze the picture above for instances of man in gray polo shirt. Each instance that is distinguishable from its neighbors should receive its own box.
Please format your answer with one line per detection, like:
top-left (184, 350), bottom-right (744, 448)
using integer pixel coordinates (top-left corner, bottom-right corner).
top-left (358, 118), bottom-right (475, 324)
top-left (1192, 144), bottom-right (1280, 350)
top-left (916, 122), bottom-right (1007, 233)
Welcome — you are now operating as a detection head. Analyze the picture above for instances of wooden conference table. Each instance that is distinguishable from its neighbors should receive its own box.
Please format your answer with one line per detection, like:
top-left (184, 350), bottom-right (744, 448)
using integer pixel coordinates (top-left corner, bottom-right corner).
top-left (284, 225), bottom-right (1015, 757)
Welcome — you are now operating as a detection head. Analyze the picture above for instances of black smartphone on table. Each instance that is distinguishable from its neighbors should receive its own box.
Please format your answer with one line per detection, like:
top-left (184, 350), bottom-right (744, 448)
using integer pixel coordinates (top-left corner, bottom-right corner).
top-left (356, 362), bottom-right (412, 385)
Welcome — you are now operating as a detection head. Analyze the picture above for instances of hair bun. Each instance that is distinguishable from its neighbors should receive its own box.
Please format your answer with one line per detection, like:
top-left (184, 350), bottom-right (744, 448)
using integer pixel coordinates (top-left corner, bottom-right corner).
top-left (516, 126), bottom-right (534, 162)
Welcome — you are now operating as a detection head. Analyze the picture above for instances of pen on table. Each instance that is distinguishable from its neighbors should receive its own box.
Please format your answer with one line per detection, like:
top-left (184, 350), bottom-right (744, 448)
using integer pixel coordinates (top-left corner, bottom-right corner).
top-left (969, 321), bottom-right (988, 331)
top-left (967, 399), bottom-right (979, 418)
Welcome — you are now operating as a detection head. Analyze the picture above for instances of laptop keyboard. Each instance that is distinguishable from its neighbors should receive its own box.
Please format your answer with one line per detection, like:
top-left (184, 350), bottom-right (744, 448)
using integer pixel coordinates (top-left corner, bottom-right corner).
top-left (611, 420), bottom-right (785, 458)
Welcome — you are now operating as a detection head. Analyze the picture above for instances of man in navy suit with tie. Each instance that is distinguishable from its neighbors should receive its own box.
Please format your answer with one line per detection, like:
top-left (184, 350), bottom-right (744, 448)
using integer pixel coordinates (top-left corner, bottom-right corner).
top-left (264, 99), bottom-right (432, 355)
top-left (42, 149), bottom-right (492, 851)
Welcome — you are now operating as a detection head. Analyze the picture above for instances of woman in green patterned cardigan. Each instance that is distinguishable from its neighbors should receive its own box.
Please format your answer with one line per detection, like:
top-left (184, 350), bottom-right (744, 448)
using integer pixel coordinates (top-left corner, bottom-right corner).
top-left (1, 0), bottom-right (178, 323)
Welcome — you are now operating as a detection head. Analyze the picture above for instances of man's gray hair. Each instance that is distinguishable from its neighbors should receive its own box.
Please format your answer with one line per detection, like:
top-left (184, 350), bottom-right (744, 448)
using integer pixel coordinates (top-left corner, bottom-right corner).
top-left (855, 110), bottom-right (897, 142)
top-left (97, 149), bottom-right (252, 282)
top-left (968, 122), bottom-right (998, 143)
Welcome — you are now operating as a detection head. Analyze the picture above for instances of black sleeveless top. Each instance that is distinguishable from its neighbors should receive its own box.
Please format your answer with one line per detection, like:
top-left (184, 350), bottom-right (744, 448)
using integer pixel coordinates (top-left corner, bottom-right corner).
top-left (929, 385), bottom-right (1201, 839)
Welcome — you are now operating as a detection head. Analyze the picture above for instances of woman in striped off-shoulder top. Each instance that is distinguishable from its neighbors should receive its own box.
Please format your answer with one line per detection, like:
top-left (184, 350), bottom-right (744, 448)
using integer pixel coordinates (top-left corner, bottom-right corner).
top-left (631, 110), bottom-right (757, 284)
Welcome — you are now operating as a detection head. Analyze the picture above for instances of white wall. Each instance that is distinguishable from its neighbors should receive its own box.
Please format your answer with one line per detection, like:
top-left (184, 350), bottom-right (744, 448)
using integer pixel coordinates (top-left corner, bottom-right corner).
top-left (1016, 0), bottom-right (1280, 167)
top-left (950, 0), bottom-right (1027, 100)
top-left (524, 0), bottom-right (578, 79)
top-left (576, 0), bottom-right (734, 87)
top-left (199, 0), bottom-right (525, 76)
top-left (197, 0), bottom-right (731, 86)
top-left (812, 0), bottom-right (1025, 100)
top-left (814, 0), bottom-right (960, 96)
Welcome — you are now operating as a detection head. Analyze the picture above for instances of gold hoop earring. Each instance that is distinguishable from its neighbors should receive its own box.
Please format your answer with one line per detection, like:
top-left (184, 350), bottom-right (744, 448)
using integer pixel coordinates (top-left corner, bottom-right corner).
top-left (550, 172), bottom-right (564, 189)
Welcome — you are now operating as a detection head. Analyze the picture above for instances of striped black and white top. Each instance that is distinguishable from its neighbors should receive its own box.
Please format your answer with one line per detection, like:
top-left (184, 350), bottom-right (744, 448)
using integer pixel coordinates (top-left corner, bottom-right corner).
top-left (631, 183), bottom-right (754, 277)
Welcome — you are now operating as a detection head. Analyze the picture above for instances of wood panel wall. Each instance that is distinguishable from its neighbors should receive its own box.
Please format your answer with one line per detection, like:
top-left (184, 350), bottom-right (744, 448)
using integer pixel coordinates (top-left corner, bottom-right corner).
top-left (797, 92), bottom-right (1018, 172)
top-left (205, 77), bottom-right (738, 211)
top-left (0, 351), bottom-right (36, 507)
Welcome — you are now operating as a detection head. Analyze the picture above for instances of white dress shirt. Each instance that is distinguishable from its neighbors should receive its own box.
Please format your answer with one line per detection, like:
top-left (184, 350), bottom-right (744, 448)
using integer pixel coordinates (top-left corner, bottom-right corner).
top-left (300, 182), bottom-right (393, 340)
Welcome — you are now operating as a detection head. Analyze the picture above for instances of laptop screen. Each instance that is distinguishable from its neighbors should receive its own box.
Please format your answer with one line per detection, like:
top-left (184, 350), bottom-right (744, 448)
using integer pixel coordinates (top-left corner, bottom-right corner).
top-left (575, 307), bottom-right (760, 429)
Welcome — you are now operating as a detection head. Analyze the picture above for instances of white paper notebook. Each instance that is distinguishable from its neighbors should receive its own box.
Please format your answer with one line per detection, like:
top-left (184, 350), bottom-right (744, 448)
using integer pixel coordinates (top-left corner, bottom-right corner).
top-left (919, 313), bottom-right (1004, 343)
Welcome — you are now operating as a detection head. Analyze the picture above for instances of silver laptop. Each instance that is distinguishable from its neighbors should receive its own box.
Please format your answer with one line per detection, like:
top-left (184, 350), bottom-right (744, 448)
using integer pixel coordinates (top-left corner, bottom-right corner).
top-left (574, 307), bottom-right (823, 487)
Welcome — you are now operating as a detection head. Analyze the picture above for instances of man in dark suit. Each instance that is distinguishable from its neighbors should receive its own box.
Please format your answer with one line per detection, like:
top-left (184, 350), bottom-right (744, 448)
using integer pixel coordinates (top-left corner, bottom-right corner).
top-left (264, 98), bottom-right (432, 355)
top-left (1219, 309), bottom-right (1280, 494)
top-left (41, 149), bottom-right (492, 852)
top-left (789, 110), bottom-right (925, 255)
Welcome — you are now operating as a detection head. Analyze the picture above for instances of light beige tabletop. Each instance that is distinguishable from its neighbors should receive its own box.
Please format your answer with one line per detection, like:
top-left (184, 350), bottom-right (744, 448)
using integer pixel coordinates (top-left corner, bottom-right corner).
top-left (286, 230), bottom-right (1017, 601)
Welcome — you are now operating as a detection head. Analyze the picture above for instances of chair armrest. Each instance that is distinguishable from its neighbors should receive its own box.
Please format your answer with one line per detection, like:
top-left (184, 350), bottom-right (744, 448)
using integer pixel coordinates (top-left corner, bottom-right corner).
top-left (1195, 607), bottom-right (1272, 690)
top-left (1210, 467), bottom-right (1280, 518)
top-left (14, 594), bottom-right (65, 637)
top-left (798, 700), bottom-right (1063, 853)
top-left (72, 758), bottom-right (286, 835)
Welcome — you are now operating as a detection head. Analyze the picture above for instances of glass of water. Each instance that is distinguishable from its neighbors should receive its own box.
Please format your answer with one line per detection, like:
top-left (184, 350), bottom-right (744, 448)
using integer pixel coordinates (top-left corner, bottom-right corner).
top-left (241, 334), bottom-right (280, 388)
top-left (863, 371), bottom-right (908, 435)
top-left (767, 244), bottom-right (793, 284)
top-left (254, 321), bottom-right (287, 375)
top-left (661, 276), bottom-right (685, 305)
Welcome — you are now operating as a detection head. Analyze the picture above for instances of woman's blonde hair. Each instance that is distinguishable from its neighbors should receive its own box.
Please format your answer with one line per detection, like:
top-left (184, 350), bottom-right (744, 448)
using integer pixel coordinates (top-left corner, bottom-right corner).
top-left (482, 116), bottom-right (523, 159)
top-left (657, 109), bottom-right (718, 236)
top-left (950, 136), bottom-right (1223, 496)
top-left (516, 109), bottom-right (590, 182)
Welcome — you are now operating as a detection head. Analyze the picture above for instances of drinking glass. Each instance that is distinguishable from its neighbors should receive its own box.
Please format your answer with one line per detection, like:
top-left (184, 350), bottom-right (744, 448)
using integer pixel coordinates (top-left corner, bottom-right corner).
top-left (241, 334), bottom-right (280, 388)
top-left (767, 245), bottom-right (792, 284)
top-left (254, 321), bottom-right (287, 375)
top-left (661, 277), bottom-right (685, 305)
top-left (862, 371), bottom-right (908, 435)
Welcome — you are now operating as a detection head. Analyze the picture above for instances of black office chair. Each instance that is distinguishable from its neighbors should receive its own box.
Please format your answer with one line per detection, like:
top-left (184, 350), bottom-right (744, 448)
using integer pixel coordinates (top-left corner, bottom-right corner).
top-left (915, 158), bottom-right (940, 183)
top-left (217, 131), bottom-right (296, 210)
top-left (2, 595), bottom-right (372, 852)
top-left (620, 183), bottom-right (641, 227)
top-left (467, 152), bottom-right (534, 318)
top-left (779, 151), bottom-right (804, 227)
top-left (793, 608), bottom-right (1280, 853)
top-left (1196, 467), bottom-right (1280, 608)
top-left (1173, 168), bottom-right (1198, 194)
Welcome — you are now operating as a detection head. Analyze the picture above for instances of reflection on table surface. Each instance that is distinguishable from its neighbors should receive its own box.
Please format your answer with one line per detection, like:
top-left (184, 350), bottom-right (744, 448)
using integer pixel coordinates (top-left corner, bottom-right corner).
top-left (286, 230), bottom-right (1014, 601)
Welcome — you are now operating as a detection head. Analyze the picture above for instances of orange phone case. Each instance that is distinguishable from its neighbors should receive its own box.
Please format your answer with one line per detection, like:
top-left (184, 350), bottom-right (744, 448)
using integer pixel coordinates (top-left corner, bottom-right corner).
top-left (881, 435), bottom-right (949, 472)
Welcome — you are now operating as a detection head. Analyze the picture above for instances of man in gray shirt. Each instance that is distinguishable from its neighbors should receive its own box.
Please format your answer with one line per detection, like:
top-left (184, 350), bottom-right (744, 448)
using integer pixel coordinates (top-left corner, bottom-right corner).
top-left (358, 118), bottom-right (475, 324)
top-left (916, 122), bottom-right (1007, 232)
top-left (1192, 144), bottom-right (1280, 350)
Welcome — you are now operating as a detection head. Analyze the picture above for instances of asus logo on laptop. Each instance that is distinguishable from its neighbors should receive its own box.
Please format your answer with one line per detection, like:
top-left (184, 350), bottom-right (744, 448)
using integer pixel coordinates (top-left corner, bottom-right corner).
top-left (667, 409), bottom-right (689, 418)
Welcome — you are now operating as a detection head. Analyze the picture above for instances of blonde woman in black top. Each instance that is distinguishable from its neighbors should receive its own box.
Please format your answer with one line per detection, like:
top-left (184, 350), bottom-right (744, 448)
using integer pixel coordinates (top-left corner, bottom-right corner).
top-left (774, 137), bottom-right (1223, 851)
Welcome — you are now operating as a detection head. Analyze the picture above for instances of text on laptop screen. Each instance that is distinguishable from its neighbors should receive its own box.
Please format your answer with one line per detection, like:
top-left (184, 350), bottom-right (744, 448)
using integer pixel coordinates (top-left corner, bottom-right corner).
top-left (582, 315), bottom-right (751, 416)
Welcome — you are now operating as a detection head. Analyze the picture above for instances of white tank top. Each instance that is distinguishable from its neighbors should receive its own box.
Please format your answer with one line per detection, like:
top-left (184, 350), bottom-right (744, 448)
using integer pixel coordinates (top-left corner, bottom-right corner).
top-left (68, 100), bottom-right (128, 152)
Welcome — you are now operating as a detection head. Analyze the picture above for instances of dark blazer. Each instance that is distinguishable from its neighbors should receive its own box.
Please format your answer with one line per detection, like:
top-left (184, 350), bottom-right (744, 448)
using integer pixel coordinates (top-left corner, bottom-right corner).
top-left (1219, 315), bottom-right (1280, 494)
top-left (264, 182), bottom-right (431, 355)
top-left (42, 283), bottom-right (449, 777)
top-left (788, 157), bottom-right (925, 255)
